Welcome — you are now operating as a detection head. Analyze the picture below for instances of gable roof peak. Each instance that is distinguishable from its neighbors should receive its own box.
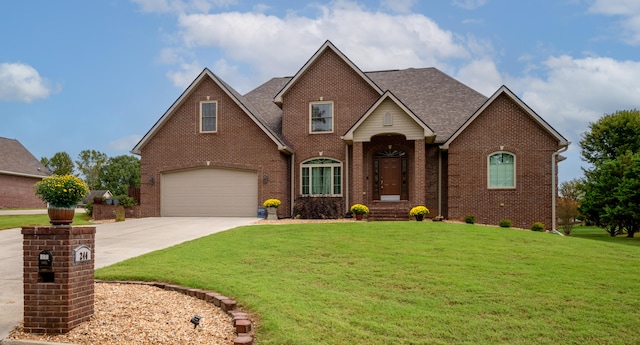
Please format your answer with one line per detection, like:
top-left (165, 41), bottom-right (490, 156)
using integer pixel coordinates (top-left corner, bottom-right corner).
top-left (273, 40), bottom-right (383, 105)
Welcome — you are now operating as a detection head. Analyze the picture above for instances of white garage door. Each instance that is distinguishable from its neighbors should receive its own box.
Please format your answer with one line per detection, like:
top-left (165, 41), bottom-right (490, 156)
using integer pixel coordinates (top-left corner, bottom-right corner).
top-left (161, 168), bottom-right (257, 217)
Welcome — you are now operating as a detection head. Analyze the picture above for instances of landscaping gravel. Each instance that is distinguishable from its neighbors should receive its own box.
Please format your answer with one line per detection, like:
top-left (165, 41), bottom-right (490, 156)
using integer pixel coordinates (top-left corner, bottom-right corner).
top-left (7, 283), bottom-right (237, 345)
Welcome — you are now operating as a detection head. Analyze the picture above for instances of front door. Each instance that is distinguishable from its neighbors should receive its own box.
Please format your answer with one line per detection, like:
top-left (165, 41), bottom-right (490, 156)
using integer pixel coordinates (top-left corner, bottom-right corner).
top-left (380, 158), bottom-right (401, 200)
top-left (373, 150), bottom-right (408, 201)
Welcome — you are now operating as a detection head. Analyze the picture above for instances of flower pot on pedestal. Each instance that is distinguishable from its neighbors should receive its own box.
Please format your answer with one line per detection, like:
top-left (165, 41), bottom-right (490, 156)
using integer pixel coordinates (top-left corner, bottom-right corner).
top-left (48, 205), bottom-right (76, 225)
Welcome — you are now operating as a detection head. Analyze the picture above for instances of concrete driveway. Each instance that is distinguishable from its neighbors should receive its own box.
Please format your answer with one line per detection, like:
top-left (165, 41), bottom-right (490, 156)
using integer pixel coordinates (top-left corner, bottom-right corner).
top-left (0, 216), bottom-right (256, 341)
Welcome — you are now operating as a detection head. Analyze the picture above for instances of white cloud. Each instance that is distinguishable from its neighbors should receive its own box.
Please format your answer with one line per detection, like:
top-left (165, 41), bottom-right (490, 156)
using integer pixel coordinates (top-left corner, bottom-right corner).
top-left (380, 0), bottom-right (416, 13)
top-left (108, 134), bottom-right (143, 152)
top-left (0, 62), bottom-right (55, 103)
top-left (166, 60), bottom-right (204, 87)
top-left (452, 0), bottom-right (487, 10)
top-left (170, 2), bottom-right (470, 92)
top-left (455, 59), bottom-right (503, 96)
top-left (589, 0), bottom-right (640, 44)
top-left (131, 0), bottom-right (237, 14)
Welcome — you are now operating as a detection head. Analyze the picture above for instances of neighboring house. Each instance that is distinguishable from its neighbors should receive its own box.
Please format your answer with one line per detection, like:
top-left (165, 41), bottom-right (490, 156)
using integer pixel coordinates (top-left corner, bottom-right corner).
top-left (0, 137), bottom-right (50, 208)
top-left (81, 190), bottom-right (113, 205)
top-left (132, 41), bottom-right (569, 229)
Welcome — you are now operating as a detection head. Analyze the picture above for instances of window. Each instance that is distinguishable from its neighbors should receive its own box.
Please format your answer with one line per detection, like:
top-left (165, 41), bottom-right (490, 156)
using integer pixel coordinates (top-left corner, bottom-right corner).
top-left (488, 152), bottom-right (515, 188)
top-left (310, 101), bottom-right (333, 133)
top-left (301, 158), bottom-right (342, 195)
top-left (200, 101), bottom-right (217, 132)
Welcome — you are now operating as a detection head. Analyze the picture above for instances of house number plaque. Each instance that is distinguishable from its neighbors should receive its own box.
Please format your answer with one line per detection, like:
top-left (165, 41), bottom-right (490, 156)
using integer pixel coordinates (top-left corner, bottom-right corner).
top-left (73, 245), bottom-right (92, 264)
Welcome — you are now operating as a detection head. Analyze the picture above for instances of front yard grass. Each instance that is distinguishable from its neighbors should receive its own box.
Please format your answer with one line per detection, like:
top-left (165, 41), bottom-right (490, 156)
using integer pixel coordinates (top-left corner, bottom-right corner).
top-left (0, 213), bottom-right (93, 230)
top-left (96, 221), bottom-right (640, 344)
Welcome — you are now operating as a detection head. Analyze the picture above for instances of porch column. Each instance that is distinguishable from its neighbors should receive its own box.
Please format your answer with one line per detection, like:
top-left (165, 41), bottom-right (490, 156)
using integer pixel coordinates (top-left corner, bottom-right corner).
top-left (414, 138), bottom-right (426, 205)
top-left (352, 141), bottom-right (365, 205)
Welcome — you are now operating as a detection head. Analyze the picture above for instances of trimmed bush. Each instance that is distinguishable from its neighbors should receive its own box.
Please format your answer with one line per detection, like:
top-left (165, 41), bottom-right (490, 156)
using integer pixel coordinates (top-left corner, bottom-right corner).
top-left (531, 222), bottom-right (545, 232)
top-left (499, 219), bottom-right (512, 228)
top-left (112, 194), bottom-right (138, 207)
top-left (293, 197), bottom-right (344, 219)
top-left (464, 215), bottom-right (476, 224)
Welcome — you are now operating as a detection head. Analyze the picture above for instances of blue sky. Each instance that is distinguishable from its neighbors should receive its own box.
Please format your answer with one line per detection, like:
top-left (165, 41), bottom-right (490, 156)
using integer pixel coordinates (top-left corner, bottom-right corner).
top-left (1, 0), bottom-right (639, 183)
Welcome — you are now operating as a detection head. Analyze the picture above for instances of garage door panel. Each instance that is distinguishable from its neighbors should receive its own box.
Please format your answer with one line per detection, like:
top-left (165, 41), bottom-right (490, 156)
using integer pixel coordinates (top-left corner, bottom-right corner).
top-left (161, 168), bottom-right (257, 217)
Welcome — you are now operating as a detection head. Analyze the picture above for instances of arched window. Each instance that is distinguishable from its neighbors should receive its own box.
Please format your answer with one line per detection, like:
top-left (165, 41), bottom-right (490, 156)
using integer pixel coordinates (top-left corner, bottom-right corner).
top-left (488, 152), bottom-right (515, 188)
top-left (301, 158), bottom-right (342, 196)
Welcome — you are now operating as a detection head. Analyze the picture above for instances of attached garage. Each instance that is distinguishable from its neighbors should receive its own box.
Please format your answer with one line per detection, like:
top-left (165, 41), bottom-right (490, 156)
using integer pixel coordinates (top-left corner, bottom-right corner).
top-left (161, 168), bottom-right (258, 217)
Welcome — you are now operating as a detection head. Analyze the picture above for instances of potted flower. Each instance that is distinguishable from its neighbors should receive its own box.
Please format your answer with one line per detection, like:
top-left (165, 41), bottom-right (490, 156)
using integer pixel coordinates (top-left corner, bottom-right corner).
top-left (350, 203), bottom-right (369, 220)
top-left (409, 205), bottom-right (429, 221)
top-left (263, 198), bottom-right (281, 220)
top-left (34, 175), bottom-right (89, 225)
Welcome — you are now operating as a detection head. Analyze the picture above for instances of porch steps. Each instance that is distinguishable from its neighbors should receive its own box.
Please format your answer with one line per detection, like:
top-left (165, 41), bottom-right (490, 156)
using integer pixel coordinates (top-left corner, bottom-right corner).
top-left (368, 202), bottom-right (412, 221)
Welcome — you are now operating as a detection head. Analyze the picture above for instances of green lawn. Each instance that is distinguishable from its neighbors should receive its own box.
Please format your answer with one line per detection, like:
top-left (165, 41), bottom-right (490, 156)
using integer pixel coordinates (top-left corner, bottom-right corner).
top-left (96, 222), bottom-right (640, 345)
top-left (0, 213), bottom-right (93, 230)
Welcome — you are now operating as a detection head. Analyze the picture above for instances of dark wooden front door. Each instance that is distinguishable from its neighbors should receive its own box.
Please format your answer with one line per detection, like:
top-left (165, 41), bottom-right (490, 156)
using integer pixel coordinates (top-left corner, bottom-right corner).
top-left (373, 153), bottom-right (407, 201)
top-left (380, 158), bottom-right (401, 199)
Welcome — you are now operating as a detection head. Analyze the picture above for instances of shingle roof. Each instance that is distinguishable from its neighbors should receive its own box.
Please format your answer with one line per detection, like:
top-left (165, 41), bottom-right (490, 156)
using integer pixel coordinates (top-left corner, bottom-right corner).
top-left (243, 68), bottom-right (488, 144)
top-left (366, 68), bottom-right (488, 143)
top-left (244, 77), bottom-right (290, 138)
top-left (0, 137), bottom-right (50, 178)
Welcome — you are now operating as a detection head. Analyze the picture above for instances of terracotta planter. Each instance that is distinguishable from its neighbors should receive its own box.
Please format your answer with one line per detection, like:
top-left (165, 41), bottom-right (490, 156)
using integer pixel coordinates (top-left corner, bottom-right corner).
top-left (355, 214), bottom-right (363, 220)
top-left (48, 205), bottom-right (76, 225)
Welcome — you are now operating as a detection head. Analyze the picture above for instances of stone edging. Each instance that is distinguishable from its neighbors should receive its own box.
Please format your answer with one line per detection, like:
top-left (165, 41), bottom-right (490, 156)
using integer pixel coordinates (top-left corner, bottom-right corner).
top-left (95, 280), bottom-right (254, 345)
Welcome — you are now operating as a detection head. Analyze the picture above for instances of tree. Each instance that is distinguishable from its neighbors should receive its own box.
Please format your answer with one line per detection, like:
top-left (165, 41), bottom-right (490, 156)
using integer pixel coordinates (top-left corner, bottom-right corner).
top-left (580, 152), bottom-right (640, 237)
top-left (558, 178), bottom-right (582, 235)
top-left (580, 109), bottom-right (640, 166)
top-left (98, 155), bottom-right (140, 196)
top-left (40, 152), bottom-right (74, 175)
top-left (75, 150), bottom-right (108, 190)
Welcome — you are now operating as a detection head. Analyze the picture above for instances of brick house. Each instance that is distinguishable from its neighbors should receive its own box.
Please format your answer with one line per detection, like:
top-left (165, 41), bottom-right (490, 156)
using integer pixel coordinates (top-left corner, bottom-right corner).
top-left (0, 137), bottom-right (50, 208)
top-left (132, 41), bottom-right (569, 228)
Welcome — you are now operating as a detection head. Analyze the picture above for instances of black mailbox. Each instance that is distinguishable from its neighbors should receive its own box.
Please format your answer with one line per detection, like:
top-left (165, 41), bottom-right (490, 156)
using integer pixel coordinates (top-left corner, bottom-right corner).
top-left (39, 250), bottom-right (53, 269)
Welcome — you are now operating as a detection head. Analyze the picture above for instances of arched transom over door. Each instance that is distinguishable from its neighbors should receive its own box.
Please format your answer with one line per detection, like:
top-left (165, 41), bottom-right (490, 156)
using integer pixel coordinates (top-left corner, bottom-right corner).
top-left (373, 150), bottom-right (408, 201)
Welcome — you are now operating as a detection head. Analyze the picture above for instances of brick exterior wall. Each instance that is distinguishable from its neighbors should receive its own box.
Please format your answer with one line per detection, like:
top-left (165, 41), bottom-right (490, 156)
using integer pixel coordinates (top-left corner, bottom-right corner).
top-left (281, 48), bottom-right (381, 210)
top-left (22, 226), bottom-right (95, 334)
top-left (0, 174), bottom-right (47, 209)
top-left (139, 77), bottom-right (290, 217)
top-left (447, 94), bottom-right (559, 229)
top-left (138, 47), bottom-right (562, 223)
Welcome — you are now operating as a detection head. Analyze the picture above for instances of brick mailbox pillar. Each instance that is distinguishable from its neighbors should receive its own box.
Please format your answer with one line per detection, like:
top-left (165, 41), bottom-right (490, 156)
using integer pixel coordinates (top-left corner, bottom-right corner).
top-left (21, 225), bottom-right (96, 334)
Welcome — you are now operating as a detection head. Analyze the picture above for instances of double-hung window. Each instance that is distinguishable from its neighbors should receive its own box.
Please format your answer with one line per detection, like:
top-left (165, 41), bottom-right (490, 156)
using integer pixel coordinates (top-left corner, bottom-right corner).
top-left (310, 101), bottom-right (333, 133)
top-left (488, 152), bottom-right (515, 188)
top-left (200, 101), bottom-right (217, 132)
top-left (301, 158), bottom-right (342, 196)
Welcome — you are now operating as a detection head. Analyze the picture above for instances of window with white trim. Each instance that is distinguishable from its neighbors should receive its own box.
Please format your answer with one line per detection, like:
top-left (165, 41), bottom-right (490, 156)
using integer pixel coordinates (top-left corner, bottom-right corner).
top-left (310, 101), bottom-right (333, 133)
top-left (488, 152), bottom-right (515, 188)
top-left (200, 101), bottom-right (217, 132)
top-left (301, 158), bottom-right (342, 195)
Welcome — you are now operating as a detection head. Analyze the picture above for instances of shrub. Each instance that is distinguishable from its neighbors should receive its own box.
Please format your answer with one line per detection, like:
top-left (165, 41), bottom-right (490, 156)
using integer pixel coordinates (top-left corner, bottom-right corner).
top-left (84, 199), bottom-right (94, 216)
top-left (464, 215), bottom-right (476, 224)
top-left (293, 197), bottom-right (343, 219)
top-left (409, 206), bottom-right (429, 217)
top-left (115, 205), bottom-right (125, 222)
top-left (499, 219), bottom-right (512, 228)
top-left (531, 222), bottom-right (545, 232)
top-left (112, 194), bottom-right (137, 207)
